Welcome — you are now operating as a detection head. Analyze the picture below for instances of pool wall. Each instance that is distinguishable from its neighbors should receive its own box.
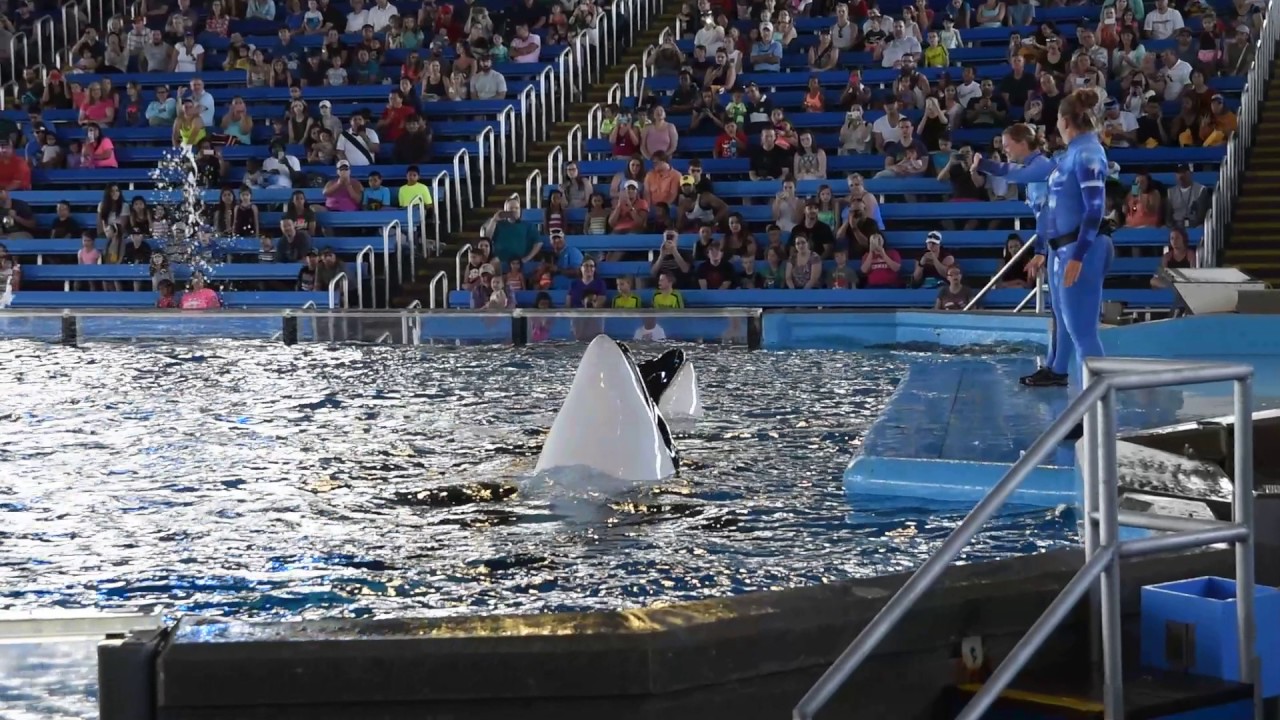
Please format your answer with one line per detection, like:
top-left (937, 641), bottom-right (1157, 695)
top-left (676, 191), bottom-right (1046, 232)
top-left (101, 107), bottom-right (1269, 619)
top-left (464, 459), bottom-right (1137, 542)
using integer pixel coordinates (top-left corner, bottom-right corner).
top-left (112, 547), bottom-right (1277, 719)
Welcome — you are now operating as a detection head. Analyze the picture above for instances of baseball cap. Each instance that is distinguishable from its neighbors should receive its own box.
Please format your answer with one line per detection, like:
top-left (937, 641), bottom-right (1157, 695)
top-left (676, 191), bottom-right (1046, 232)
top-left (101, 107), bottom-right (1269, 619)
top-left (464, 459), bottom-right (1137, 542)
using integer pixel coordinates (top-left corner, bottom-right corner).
top-left (1103, 97), bottom-right (1119, 109)
top-left (623, 179), bottom-right (639, 190)
top-left (320, 99), bottom-right (332, 109)
top-left (1211, 93), bottom-right (1225, 102)
top-left (336, 160), bottom-right (350, 170)
top-left (1175, 163), bottom-right (1192, 172)
top-left (681, 174), bottom-right (696, 186)
top-left (549, 227), bottom-right (565, 238)
top-left (926, 231), bottom-right (943, 245)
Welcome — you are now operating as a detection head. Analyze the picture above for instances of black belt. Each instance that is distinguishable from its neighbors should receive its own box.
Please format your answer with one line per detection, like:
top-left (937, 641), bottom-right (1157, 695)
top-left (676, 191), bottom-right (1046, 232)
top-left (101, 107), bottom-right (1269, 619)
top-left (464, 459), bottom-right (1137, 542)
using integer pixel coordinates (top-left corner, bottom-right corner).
top-left (1048, 232), bottom-right (1076, 251)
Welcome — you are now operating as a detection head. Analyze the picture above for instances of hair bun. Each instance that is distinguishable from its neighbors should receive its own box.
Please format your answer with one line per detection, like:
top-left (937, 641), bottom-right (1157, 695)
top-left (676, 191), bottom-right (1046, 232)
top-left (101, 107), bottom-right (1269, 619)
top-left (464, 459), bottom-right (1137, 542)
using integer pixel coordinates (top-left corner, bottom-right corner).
top-left (1073, 87), bottom-right (1101, 109)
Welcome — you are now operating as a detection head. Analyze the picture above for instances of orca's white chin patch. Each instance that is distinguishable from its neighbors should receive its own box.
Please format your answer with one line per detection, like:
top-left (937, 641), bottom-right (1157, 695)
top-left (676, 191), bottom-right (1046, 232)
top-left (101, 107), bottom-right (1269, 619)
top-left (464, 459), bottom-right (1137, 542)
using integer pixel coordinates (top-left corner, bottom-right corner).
top-left (535, 336), bottom-right (677, 483)
top-left (657, 361), bottom-right (703, 420)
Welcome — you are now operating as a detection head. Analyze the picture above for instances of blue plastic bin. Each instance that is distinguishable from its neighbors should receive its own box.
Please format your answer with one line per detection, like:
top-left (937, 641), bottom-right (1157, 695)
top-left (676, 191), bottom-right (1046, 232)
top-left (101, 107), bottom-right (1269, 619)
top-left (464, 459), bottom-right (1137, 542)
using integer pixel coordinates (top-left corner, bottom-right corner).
top-left (1140, 576), bottom-right (1279, 698)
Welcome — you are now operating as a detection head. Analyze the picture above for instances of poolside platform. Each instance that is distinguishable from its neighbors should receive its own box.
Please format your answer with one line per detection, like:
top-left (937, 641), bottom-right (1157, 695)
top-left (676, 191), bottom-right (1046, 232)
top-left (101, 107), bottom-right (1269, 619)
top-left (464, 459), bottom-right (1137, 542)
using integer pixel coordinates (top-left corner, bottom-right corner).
top-left (846, 314), bottom-right (1280, 509)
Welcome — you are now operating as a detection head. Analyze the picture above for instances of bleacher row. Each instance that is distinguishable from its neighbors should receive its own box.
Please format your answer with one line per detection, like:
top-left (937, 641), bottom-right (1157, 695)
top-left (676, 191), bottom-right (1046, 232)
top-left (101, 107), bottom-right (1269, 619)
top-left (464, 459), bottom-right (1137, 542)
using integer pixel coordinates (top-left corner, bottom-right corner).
top-left (2, 0), bottom-right (654, 310)
top-left (466, 0), bottom-right (1247, 310)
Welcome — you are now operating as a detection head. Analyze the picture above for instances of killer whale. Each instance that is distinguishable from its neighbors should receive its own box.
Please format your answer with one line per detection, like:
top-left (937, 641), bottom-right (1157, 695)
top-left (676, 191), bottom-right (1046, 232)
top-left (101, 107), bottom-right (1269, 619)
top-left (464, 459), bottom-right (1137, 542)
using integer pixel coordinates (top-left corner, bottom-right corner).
top-left (535, 336), bottom-right (689, 482)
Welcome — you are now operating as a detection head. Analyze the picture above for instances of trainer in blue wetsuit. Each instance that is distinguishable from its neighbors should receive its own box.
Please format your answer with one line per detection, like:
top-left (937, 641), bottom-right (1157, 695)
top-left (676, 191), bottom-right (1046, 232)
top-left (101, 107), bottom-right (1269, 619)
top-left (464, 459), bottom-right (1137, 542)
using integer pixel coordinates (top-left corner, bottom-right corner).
top-left (1043, 89), bottom-right (1114, 411)
top-left (974, 123), bottom-right (1067, 387)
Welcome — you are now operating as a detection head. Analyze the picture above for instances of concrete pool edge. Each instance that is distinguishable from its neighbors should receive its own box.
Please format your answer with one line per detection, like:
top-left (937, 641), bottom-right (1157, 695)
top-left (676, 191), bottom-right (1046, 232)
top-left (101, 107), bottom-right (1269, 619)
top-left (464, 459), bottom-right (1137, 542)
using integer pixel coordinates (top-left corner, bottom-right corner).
top-left (144, 547), bottom-right (1268, 714)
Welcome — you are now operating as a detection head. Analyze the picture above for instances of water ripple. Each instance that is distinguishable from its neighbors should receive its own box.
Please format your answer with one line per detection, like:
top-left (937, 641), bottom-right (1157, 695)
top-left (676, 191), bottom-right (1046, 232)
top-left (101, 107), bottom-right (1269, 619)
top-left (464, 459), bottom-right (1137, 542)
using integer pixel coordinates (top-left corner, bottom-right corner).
top-left (0, 339), bottom-right (1074, 624)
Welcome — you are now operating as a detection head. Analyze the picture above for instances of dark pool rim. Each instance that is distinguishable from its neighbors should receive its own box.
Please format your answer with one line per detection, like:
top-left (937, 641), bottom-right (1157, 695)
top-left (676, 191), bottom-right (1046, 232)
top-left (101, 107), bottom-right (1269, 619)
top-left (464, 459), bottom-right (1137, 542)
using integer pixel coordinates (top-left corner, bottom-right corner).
top-left (96, 546), bottom-right (1268, 719)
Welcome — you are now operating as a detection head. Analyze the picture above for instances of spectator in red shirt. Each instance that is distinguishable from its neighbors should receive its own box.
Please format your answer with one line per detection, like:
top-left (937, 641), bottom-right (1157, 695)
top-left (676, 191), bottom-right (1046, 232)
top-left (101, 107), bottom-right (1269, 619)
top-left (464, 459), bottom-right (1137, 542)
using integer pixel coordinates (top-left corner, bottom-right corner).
top-left (377, 91), bottom-right (415, 142)
top-left (861, 233), bottom-right (903, 288)
top-left (0, 140), bottom-right (32, 191)
top-left (714, 119), bottom-right (748, 158)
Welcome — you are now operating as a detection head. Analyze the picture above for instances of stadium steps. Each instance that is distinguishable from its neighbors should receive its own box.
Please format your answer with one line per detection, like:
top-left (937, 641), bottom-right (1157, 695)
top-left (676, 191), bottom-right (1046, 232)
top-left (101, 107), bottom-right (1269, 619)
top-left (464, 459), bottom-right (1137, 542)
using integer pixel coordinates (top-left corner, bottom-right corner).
top-left (1226, 56), bottom-right (1280, 286)
top-left (392, 2), bottom-right (683, 308)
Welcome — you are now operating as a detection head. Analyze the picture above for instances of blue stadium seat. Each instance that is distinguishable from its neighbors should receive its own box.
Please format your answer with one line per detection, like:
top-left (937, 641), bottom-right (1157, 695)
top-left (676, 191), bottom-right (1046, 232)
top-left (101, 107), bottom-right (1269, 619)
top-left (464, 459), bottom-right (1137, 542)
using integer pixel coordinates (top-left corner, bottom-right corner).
top-left (447, 288), bottom-right (1175, 309)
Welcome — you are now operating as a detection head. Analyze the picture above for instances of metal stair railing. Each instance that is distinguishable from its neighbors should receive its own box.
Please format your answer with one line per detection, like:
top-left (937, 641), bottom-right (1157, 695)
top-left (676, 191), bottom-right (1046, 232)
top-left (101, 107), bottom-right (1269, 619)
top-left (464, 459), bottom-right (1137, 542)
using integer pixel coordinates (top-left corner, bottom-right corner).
top-left (795, 357), bottom-right (1259, 720)
top-left (963, 235), bottom-right (1044, 313)
top-left (1200, 0), bottom-right (1280, 269)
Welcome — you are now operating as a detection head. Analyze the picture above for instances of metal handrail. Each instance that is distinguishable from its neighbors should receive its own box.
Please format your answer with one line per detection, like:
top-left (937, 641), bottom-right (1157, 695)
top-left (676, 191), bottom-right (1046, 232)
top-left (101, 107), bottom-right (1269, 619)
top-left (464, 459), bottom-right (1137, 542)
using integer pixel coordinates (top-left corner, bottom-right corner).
top-left (536, 64), bottom-right (555, 139)
top-left (566, 123), bottom-right (584, 162)
top-left (623, 63), bottom-right (641, 98)
top-left (586, 103), bottom-right (603, 140)
top-left (354, 245), bottom-right (373, 308)
top-left (525, 168), bottom-right (544, 210)
top-left (1201, 0), bottom-right (1279, 268)
top-left (795, 358), bottom-right (1257, 720)
top-left (497, 105), bottom-right (517, 182)
top-left (8, 33), bottom-right (29, 86)
top-left (427, 270), bottom-right (448, 309)
top-left (454, 242), bottom-right (472, 289)
top-left (326, 271), bottom-right (348, 309)
top-left (477, 125), bottom-right (495, 194)
top-left (547, 146), bottom-right (564, 188)
top-left (964, 236), bottom-right (1037, 311)
top-left (1012, 272), bottom-right (1045, 312)
top-left (404, 197), bottom-right (427, 276)
top-left (34, 15), bottom-right (54, 65)
top-left (380, 220), bottom-right (400, 308)
top-left (450, 148), bottom-right (471, 226)
top-left (518, 85), bottom-right (535, 156)
top-left (429, 170), bottom-right (450, 248)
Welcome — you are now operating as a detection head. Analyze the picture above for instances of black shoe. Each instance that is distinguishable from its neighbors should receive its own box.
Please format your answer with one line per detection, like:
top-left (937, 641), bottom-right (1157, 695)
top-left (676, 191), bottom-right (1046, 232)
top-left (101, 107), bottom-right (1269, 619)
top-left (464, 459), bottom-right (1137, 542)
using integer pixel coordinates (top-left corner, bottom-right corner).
top-left (1020, 367), bottom-right (1069, 387)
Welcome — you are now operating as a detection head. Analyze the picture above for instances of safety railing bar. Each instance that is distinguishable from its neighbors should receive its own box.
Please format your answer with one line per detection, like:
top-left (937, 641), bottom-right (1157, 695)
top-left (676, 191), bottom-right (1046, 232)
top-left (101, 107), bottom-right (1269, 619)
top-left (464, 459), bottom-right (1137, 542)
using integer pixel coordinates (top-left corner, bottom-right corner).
top-left (964, 236), bottom-right (1036, 311)
top-left (327, 271), bottom-right (348, 309)
top-left (427, 270), bottom-right (448, 309)
top-left (454, 242), bottom-right (472, 290)
top-left (956, 545), bottom-right (1119, 720)
top-left (795, 359), bottom-right (1256, 720)
top-left (1109, 510), bottom-right (1243, 533)
top-left (380, 221), bottom-right (400, 309)
top-left (354, 244), bottom-right (374, 309)
top-left (1013, 284), bottom-right (1040, 312)
top-left (793, 378), bottom-right (1112, 719)
top-left (1118, 525), bottom-right (1251, 558)
top-left (405, 300), bottom-right (422, 309)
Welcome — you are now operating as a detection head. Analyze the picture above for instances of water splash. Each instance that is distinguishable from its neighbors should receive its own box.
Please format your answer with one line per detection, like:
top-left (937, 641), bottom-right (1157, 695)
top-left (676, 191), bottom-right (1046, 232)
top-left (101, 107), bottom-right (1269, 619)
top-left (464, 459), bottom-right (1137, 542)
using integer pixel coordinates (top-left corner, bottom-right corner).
top-left (149, 145), bottom-right (232, 284)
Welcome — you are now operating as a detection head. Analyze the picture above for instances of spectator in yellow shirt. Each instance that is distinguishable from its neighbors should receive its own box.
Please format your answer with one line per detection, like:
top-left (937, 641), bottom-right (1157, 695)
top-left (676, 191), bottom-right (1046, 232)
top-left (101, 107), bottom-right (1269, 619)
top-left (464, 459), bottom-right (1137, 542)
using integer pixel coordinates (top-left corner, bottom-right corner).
top-left (612, 276), bottom-right (642, 308)
top-left (396, 164), bottom-right (435, 209)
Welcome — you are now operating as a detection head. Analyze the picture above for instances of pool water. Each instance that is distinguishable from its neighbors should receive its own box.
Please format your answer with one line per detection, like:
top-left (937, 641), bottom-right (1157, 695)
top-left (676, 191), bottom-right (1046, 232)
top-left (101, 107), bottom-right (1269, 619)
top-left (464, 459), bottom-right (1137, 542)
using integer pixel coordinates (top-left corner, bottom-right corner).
top-left (0, 340), bottom-right (1075, 622)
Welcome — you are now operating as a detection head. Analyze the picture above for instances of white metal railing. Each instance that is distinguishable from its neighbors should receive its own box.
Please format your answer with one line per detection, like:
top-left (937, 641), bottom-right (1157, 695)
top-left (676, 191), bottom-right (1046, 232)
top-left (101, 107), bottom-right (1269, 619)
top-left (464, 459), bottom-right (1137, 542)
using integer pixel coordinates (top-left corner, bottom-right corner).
top-left (525, 169), bottom-right (544, 210)
top-left (429, 170), bottom-right (450, 252)
top-left (60, 4), bottom-right (78, 61)
top-left (1012, 274), bottom-right (1046, 313)
top-left (477, 125), bottom-right (496, 195)
top-left (497, 105), bottom-right (517, 182)
top-left (518, 85), bottom-right (535, 157)
top-left (354, 244), bottom-right (374, 309)
top-left (1201, 0), bottom-right (1280, 269)
top-left (326, 271), bottom-right (348, 309)
top-left (34, 15), bottom-right (53, 66)
top-left (624, 63), bottom-right (641, 98)
top-left (401, 299), bottom-right (422, 344)
top-left (566, 124), bottom-right (584, 162)
top-left (450, 148), bottom-right (471, 227)
top-left (380, 220), bottom-right (401, 308)
top-left (454, 243), bottom-right (472, 290)
top-left (547, 146), bottom-right (564, 188)
top-left (8, 33), bottom-right (29, 86)
top-left (795, 358), bottom-right (1258, 720)
top-left (427, 270), bottom-right (448, 309)
top-left (964, 236), bottom-right (1038, 311)
top-left (405, 197), bottom-right (430, 269)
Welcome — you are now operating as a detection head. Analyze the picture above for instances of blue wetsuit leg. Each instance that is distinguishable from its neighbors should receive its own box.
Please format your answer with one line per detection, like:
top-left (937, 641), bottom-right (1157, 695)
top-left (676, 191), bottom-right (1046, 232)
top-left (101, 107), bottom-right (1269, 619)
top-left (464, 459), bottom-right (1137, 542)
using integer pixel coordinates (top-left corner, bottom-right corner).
top-left (1044, 259), bottom-right (1070, 375)
top-left (1054, 234), bottom-right (1113, 388)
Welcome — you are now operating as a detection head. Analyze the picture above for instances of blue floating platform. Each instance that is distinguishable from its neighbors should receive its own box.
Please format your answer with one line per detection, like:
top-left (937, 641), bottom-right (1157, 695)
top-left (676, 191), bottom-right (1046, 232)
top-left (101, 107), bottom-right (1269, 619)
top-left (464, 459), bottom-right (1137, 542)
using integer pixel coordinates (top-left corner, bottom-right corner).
top-left (846, 314), bottom-right (1280, 510)
top-left (847, 356), bottom-right (1078, 508)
